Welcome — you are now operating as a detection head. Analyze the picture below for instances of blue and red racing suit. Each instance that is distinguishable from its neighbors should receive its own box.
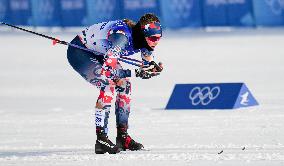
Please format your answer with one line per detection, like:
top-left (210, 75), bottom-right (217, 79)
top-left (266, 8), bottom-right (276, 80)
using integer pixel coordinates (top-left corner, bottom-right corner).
top-left (67, 20), bottom-right (155, 134)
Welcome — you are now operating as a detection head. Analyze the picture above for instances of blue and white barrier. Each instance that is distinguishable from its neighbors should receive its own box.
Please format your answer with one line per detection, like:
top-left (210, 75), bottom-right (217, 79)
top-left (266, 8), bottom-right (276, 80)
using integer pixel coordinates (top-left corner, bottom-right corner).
top-left (160, 0), bottom-right (202, 28)
top-left (121, 0), bottom-right (160, 22)
top-left (166, 83), bottom-right (258, 110)
top-left (0, 0), bottom-right (10, 24)
top-left (253, 0), bottom-right (284, 26)
top-left (227, 0), bottom-right (255, 27)
top-left (86, 0), bottom-right (121, 24)
top-left (0, 0), bottom-right (284, 28)
top-left (60, 0), bottom-right (87, 26)
top-left (30, 0), bottom-right (61, 26)
top-left (9, 0), bottom-right (31, 25)
top-left (202, 0), bottom-right (227, 26)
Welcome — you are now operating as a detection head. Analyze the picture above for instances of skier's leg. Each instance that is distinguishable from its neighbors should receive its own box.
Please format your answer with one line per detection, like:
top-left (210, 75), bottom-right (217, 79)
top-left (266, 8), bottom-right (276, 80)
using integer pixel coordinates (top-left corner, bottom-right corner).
top-left (67, 36), bottom-right (112, 133)
top-left (115, 78), bottom-right (144, 151)
top-left (67, 36), bottom-right (105, 87)
top-left (67, 36), bottom-right (119, 154)
top-left (94, 81), bottom-right (120, 154)
top-left (94, 81), bottom-right (115, 134)
top-left (115, 78), bottom-right (131, 128)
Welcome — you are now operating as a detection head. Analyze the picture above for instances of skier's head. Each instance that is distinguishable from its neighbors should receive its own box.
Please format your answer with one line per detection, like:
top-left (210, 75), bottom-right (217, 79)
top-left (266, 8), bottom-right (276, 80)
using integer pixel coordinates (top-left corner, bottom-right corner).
top-left (139, 13), bottom-right (162, 49)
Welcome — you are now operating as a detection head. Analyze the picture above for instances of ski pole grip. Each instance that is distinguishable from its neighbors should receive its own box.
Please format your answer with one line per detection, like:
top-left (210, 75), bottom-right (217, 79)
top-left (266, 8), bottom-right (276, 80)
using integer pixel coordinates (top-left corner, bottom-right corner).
top-left (150, 61), bottom-right (163, 72)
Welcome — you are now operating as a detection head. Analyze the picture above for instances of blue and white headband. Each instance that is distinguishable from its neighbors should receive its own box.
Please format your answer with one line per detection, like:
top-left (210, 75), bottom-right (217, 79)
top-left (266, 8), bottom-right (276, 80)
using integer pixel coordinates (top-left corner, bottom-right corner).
top-left (141, 22), bottom-right (162, 37)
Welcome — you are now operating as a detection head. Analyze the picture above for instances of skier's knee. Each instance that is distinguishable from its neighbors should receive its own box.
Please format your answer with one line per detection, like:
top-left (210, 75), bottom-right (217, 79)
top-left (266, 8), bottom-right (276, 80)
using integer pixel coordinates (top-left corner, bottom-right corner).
top-left (96, 101), bottom-right (104, 109)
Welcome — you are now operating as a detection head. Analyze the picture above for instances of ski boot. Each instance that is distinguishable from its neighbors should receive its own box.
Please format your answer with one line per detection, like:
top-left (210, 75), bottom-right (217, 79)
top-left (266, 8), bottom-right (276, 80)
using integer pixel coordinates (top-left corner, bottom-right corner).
top-left (116, 126), bottom-right (144, 151)
top-left (95, 128), bottom-right (120, 154)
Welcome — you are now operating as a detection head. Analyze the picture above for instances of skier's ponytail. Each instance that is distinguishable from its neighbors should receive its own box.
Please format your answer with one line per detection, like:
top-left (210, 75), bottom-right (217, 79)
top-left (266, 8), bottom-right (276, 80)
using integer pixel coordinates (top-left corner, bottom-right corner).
top-left (123, 19), bottom-right (136, 28)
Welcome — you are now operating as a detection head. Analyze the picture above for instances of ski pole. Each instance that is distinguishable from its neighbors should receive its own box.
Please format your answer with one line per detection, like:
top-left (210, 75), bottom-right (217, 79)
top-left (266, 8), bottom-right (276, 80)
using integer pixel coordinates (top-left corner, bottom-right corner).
top-left (1, 22), bottom-right (67, 45)
top-left (118, 58), bottom-right (141, 67)
top-left (0, 22), bottom-right (142, 66)
top-left (120, 56), bottom-right (142, 63)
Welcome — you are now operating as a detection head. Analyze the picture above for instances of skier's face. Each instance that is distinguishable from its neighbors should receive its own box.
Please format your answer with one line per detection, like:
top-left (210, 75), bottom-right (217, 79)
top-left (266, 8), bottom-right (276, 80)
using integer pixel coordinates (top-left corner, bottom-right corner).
top-left (145, 34), bottom-right (161, 49)
top-left (141, 21), bottom-right (162, 49)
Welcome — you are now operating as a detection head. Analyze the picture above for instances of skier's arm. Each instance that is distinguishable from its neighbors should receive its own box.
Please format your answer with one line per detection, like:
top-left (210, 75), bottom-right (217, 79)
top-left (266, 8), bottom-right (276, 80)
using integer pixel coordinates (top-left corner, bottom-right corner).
top-left (140, 49), bottom-right (163, 73)
top-left (100, 33), bottom-right (131, 80)
top-left (141, 49), bottom-right (154, 67)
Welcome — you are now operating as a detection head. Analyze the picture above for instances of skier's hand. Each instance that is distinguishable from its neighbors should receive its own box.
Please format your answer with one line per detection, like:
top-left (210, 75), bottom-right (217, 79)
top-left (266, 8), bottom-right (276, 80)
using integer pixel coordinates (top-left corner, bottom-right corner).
top-left (135, 61), bottom-right (163, 79)
top-left (135, 68), bottom-right (160, 79)
top-left (154, 62), bottom-right (163, 72)
top-left (143, 61), bottom-right (163, 73)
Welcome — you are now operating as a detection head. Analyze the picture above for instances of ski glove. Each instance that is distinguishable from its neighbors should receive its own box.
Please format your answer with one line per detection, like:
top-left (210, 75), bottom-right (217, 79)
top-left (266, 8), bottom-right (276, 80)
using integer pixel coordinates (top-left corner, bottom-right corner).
top-left (135, 68), bottom-right (159, 79)
top-left (135, 61), bottom-right (163, 79)
top-left (143, 61), bottom-right (163, 73)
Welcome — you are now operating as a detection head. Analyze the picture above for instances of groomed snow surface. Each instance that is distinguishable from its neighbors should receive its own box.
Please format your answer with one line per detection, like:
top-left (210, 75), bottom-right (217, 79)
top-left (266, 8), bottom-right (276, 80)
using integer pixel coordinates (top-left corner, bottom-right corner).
top-left (0, 28), bottom-right (284, 166)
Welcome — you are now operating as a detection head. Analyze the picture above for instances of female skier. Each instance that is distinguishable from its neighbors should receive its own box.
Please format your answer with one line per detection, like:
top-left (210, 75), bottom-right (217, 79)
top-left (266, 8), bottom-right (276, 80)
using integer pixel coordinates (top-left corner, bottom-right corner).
top-left (67, 13), bottom-right (163, 154)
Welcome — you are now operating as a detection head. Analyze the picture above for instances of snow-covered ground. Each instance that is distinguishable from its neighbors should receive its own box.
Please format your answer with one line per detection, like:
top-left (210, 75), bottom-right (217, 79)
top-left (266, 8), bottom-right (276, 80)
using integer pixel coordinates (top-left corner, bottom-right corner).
top-left (0, 28), bottom-right (284, 166)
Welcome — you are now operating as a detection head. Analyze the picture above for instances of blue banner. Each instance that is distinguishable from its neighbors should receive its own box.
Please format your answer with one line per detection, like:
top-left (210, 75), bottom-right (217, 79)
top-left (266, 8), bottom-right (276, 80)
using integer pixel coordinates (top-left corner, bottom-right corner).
top-left (86, 0), bottom-right (121, 25)
top-left (252, 0), bottom-right (284, 26)
top-left (121, 0), bottom-right (160, 22)
top-left (60, 0), bottom-right (87, 26)
top-left (227, 0), bottom-right (255, 27)
top-left (30, 0), bottom-right (61, 26)
top-left (160, 0), bottom-right (202, 28)
top-left (9, 0), bottom-right (32, 25)
top-left (166, 83), bottom-right (258, 110)
top-left (0, 0), bottom-right (9, 23)
top-left (202, 0), bottom-right (227, 26)
top-left (1, 0), bottom-right (283, 28)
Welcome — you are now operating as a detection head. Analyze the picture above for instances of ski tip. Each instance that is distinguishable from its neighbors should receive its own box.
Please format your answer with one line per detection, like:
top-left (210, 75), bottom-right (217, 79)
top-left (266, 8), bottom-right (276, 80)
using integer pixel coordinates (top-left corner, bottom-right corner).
top-left (218, 150), bottom-right (223, 154)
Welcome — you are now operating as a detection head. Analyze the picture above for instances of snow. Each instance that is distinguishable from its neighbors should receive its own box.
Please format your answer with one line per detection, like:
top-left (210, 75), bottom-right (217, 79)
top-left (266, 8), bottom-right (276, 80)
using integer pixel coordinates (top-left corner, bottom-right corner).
top-left (0, 28), bottom-right (284, 166)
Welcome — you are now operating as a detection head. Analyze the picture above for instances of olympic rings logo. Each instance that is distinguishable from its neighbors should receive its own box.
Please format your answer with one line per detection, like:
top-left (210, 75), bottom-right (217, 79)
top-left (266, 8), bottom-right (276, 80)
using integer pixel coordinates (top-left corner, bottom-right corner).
top-left (189, 86), bottom-right (220, 106)
top-left (265, 0), bottom-right (284, 15)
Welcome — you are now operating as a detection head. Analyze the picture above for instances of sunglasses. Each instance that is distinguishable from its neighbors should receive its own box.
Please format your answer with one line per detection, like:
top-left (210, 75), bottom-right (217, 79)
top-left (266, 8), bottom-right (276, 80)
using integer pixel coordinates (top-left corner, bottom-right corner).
top-left (147, 36), bottom-right (161, 42)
